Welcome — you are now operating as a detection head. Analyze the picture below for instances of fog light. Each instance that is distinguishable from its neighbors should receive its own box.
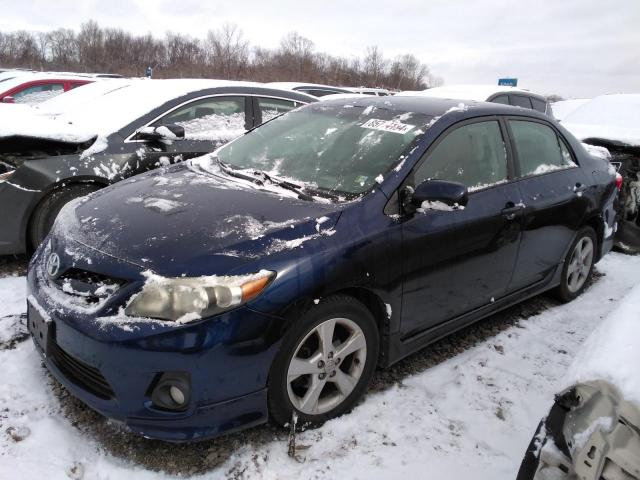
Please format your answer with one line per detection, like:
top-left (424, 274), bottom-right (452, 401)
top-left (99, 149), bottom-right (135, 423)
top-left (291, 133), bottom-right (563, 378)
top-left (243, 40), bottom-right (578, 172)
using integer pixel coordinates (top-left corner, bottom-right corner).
top-left (169, 385), bottom-right (186, 405)
top-left (149, 372), bottom-right (191, 411)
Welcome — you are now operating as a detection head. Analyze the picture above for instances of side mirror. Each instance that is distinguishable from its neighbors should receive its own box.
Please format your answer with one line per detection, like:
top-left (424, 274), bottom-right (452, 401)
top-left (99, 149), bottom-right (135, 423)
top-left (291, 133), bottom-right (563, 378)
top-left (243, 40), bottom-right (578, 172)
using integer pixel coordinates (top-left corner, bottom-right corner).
top-left (136, 124), bottom-right (185, 142)
top-left (2, 96), bottom-right (15, 104)
top-left (404, 179), bottom-right (468, 212)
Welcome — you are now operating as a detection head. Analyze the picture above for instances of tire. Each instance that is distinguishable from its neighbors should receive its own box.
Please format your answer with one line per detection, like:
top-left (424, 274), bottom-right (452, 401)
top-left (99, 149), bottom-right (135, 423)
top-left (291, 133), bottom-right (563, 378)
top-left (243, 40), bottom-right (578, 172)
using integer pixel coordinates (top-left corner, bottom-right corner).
top-left (555, 226), bottom-right (597, 302)
top-left (28, 184), bottom-right (100, 250)
top-left (268, 295), bottom-right (379, 427)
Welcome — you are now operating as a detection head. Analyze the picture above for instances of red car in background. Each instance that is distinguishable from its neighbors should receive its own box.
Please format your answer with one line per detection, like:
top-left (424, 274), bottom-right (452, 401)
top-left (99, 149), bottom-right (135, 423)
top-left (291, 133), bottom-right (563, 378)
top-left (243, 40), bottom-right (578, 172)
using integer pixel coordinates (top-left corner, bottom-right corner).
top-left (0, 73), bottom-right (94, 104)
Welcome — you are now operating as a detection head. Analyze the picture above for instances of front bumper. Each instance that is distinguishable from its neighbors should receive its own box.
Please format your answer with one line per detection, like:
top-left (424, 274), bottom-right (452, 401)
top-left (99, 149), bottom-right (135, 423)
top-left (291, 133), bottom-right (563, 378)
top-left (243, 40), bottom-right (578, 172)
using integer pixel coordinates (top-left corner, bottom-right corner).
top-left (27, 253), bottom-right (283, 442)
top-left (0, 180), bottom-right (41, 255)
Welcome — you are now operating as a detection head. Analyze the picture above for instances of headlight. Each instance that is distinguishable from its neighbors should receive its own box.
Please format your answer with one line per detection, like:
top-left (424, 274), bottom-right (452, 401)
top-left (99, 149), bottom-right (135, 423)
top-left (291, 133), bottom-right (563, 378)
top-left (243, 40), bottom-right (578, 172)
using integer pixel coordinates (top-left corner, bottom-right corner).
top-left (125, 270), bottom-right (275, 322)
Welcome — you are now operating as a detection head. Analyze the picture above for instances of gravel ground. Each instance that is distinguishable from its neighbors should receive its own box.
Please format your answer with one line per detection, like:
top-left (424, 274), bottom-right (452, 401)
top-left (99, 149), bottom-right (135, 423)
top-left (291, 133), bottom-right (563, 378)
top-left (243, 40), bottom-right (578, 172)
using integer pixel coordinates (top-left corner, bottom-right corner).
top-left (0, 255), bottom-right (27, 277)
top-left (0, 254), bottom-right (603, 476)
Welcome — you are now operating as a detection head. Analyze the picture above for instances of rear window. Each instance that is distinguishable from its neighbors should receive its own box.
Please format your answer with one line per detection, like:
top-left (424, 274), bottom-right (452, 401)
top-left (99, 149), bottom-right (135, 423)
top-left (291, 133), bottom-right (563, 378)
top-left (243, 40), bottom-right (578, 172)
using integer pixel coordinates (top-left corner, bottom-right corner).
top-left (531, 97), bottom-right (547, 113)
top-left (491, 95), bottom-right (509, 105)
top-left (510, 95), bottom-right (533, 109)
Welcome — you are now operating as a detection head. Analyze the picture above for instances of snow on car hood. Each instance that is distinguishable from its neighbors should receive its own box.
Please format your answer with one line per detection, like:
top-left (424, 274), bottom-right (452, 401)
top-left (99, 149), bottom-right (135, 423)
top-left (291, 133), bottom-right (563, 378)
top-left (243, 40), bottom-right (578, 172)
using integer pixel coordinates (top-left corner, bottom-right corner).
top-left (51, 162), bottom-right (342, 277)
top-left (0, 78), bottom-right (261, 146)
top-left (561, 94), bottom-right (640, 147)
top-left (564, 282), bottom-right (640, 407)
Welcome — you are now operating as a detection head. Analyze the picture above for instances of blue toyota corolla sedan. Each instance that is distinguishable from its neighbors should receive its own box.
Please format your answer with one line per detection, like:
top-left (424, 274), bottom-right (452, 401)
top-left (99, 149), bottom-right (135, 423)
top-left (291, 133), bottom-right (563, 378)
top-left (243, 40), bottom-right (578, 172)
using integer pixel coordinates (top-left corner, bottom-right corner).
top-left (27, 96), bottom-right (618, 442)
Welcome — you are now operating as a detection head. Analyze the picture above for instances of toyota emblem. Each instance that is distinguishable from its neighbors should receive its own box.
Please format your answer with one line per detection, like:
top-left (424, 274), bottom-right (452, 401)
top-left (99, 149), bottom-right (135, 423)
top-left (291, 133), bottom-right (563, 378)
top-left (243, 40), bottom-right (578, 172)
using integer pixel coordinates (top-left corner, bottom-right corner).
top-left (46, 252), bottom-right (61, 278)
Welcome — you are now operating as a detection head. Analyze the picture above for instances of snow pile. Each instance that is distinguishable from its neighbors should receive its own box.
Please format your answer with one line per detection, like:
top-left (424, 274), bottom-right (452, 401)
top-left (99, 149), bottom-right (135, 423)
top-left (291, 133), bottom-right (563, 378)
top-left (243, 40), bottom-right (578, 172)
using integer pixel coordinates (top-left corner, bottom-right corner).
top-left (562, 94), bottom-right (640, 146)
top-left (551, 99), bottom-right (590, 120)
top-left (564, 282), bottom-right (640, 406)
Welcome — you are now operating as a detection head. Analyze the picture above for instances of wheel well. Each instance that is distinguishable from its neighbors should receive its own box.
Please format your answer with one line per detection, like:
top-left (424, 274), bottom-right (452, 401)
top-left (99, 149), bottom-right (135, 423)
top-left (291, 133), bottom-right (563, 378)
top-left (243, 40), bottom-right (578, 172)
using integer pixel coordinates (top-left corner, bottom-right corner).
top-left (25, 180), bottom-right (104, 251)
top-left (333, 287), bottom-right (389, 363)
top-left (584, 215), bottom-right (604, 261)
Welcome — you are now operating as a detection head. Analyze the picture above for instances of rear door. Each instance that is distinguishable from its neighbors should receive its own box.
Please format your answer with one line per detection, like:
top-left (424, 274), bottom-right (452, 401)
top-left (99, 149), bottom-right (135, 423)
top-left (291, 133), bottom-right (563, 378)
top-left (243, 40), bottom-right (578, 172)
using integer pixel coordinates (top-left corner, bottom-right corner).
top-left (400, 118), bottom-right (523, 338)
top-left (505, 117), bottom-right (591, 291)
top-left (254, 96), bottom-right (306, 125)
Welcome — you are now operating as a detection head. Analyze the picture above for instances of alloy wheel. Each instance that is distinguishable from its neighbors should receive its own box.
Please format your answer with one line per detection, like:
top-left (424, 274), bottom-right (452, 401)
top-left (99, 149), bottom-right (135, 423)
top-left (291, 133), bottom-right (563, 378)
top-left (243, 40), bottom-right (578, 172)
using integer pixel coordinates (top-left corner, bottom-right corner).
top-left (566, 236), bottom-right (594, 293)
top-left (286, 317), bottom-right (367, 415)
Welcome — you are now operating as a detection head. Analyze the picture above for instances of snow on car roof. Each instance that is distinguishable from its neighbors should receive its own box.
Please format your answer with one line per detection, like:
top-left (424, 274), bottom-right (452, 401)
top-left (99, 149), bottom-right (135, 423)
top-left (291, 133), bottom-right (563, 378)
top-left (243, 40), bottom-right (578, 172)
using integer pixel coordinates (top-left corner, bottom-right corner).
top-left (318, 93), bottom-right (367, 102)
top-left (266, 82), bottom-right (348, 91)
top-left (550, 98), bottom-right (590, 120)
top-left (564, 282), bottom-right (640, 406)
top-left (561, 94), bottom-right (640, 147)
top-left (396, 84), bottom-right (536, 101)
top-left (0, 78), bottom-right (262, 144)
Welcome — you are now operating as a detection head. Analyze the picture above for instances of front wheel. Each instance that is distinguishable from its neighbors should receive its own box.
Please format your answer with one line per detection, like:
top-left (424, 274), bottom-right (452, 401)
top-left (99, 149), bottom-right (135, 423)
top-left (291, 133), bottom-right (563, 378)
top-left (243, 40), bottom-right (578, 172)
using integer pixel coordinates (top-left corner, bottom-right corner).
top-left (268, 295), bottom-right (379, 427)
top-left (555, 227), bottom-right (596, 302)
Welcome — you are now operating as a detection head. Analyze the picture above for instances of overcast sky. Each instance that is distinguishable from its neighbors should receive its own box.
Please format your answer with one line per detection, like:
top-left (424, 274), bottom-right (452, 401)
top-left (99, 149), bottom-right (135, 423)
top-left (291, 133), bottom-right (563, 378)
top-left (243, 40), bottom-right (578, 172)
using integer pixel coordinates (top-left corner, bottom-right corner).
top-left (2, 0), bottom-right (639, 98)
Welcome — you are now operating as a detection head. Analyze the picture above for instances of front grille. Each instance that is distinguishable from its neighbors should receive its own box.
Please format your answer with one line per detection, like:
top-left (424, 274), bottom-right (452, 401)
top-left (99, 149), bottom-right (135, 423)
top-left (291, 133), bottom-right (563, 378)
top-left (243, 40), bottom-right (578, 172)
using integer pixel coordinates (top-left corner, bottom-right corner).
top-left (49, 341), bottom-right (115, 400)
top-left (53, 268), bottom-right (126, 305)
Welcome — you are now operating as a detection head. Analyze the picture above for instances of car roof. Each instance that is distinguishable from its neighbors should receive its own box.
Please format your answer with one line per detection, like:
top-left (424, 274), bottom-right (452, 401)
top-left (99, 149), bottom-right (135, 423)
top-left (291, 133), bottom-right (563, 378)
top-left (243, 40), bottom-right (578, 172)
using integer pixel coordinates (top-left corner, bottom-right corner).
top-left (561, 94), bottom-right (640, 147)
top-left (396, 85), bottom-right (545, 102)
top-left (265, 82), bottom-right (350, 92)
top-left (317, 94), bottom-right (549, 120)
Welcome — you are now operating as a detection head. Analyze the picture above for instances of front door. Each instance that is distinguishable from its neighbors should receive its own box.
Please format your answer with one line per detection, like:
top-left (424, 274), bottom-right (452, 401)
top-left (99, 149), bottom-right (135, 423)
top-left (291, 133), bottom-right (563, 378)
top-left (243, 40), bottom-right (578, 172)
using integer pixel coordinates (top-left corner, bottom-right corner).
top-left (400, 118), bottom-right (522, 339)
top-left (138, 95), bottom-right (251, 169)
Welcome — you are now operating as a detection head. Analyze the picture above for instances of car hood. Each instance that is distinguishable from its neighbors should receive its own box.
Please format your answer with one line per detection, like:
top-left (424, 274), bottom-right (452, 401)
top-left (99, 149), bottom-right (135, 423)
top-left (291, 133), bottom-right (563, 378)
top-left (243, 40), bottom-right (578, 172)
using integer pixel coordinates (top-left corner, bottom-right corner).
top-left (53, 162), bottom-right (343, 277)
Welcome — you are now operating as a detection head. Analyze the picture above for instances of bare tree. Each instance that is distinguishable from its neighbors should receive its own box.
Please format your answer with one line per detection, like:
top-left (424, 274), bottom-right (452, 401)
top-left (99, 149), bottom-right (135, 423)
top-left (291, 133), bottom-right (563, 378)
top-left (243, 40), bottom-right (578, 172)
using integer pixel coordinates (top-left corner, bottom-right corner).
top-left (0, 21), bottom-right (436, 91)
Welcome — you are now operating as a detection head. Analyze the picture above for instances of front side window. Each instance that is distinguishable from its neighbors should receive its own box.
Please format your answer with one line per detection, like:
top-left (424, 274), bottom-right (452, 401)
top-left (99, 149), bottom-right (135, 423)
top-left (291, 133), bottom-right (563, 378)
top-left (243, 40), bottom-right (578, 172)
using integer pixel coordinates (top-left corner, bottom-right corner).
top-left (13, 83), bottom-right (65, 104)
top-left (211, 104), bottom-right (432, 196)
top-left (152, 96), bottom-right (246, 141)
top-left (414, 121), bottom-right (508, 191)
top-left (258, 97), bottom-right (302, 123)
top-left (509, 120), bottom-right (577, 176)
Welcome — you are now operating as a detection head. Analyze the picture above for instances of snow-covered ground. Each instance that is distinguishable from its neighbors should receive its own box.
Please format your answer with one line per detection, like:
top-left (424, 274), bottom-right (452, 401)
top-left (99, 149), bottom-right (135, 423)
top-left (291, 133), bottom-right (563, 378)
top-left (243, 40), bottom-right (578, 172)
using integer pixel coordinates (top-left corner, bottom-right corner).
top-left (1, 252), bottom-right (639, 479)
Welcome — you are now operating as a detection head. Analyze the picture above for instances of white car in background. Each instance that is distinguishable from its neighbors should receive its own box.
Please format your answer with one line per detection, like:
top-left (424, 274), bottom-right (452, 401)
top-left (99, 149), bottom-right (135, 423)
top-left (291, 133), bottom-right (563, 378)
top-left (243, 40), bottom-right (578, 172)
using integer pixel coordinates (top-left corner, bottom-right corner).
top-left (343, 86), bottom-right (391, 96)
top-left (561, 94), bottom-right (640, 253)
top-left (551, 98), bottom-right (591, 120)
top-left (396, 84), bottom-right (550, 115)
top-left (517, 283), bottom-right (640, 480)
top-left (265, 81), bottom-right (351, 97)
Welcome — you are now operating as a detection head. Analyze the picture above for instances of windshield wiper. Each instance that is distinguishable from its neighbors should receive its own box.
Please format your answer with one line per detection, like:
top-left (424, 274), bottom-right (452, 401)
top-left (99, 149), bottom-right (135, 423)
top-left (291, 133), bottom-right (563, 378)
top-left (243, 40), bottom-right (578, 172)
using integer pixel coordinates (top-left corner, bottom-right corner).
top-left (216, 158), bottom-right (314, 201)
top-left (250, 169), bottom-right (315, 201)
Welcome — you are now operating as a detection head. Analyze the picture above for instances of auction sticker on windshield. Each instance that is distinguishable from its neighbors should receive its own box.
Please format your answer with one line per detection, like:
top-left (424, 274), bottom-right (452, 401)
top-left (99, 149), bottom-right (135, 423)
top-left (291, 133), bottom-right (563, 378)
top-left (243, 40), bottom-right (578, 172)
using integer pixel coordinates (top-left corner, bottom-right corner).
top-left (361, 118), bottom-right (414, 134)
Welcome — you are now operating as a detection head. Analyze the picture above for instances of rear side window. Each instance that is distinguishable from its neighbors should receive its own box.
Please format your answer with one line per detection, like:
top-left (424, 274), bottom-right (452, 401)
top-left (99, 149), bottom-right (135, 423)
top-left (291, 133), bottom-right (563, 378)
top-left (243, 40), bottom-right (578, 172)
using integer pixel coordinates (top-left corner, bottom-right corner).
top-left (152, 96), bottom-right (247, 141)
top-left (491, 95), bottom-right (509, 105)
top-left (530, 97), bottom-right (547, 113)
top-left (509, 120), bottom-right (576, 176)
top-left (13, 83), bottom-right (65, 104)
top-left (415, 121), bottom-right (508, 191)
top-left (510, 95), bottom-right (533, 109)
top-left (258, 97), bottom-right (302, 123)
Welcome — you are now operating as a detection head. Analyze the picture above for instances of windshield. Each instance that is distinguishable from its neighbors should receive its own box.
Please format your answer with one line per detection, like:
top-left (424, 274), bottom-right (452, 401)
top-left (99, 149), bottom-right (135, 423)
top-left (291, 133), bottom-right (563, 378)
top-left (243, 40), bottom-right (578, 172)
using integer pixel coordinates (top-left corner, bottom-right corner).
top-left (215, 103), bottom-right (431, 196)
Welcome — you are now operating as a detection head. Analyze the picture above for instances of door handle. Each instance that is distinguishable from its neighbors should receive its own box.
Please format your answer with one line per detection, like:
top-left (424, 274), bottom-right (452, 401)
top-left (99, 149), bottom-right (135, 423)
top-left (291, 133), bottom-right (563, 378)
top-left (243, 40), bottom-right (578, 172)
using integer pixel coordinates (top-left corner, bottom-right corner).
top-left (502, 202), bottom-right (524, 220)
